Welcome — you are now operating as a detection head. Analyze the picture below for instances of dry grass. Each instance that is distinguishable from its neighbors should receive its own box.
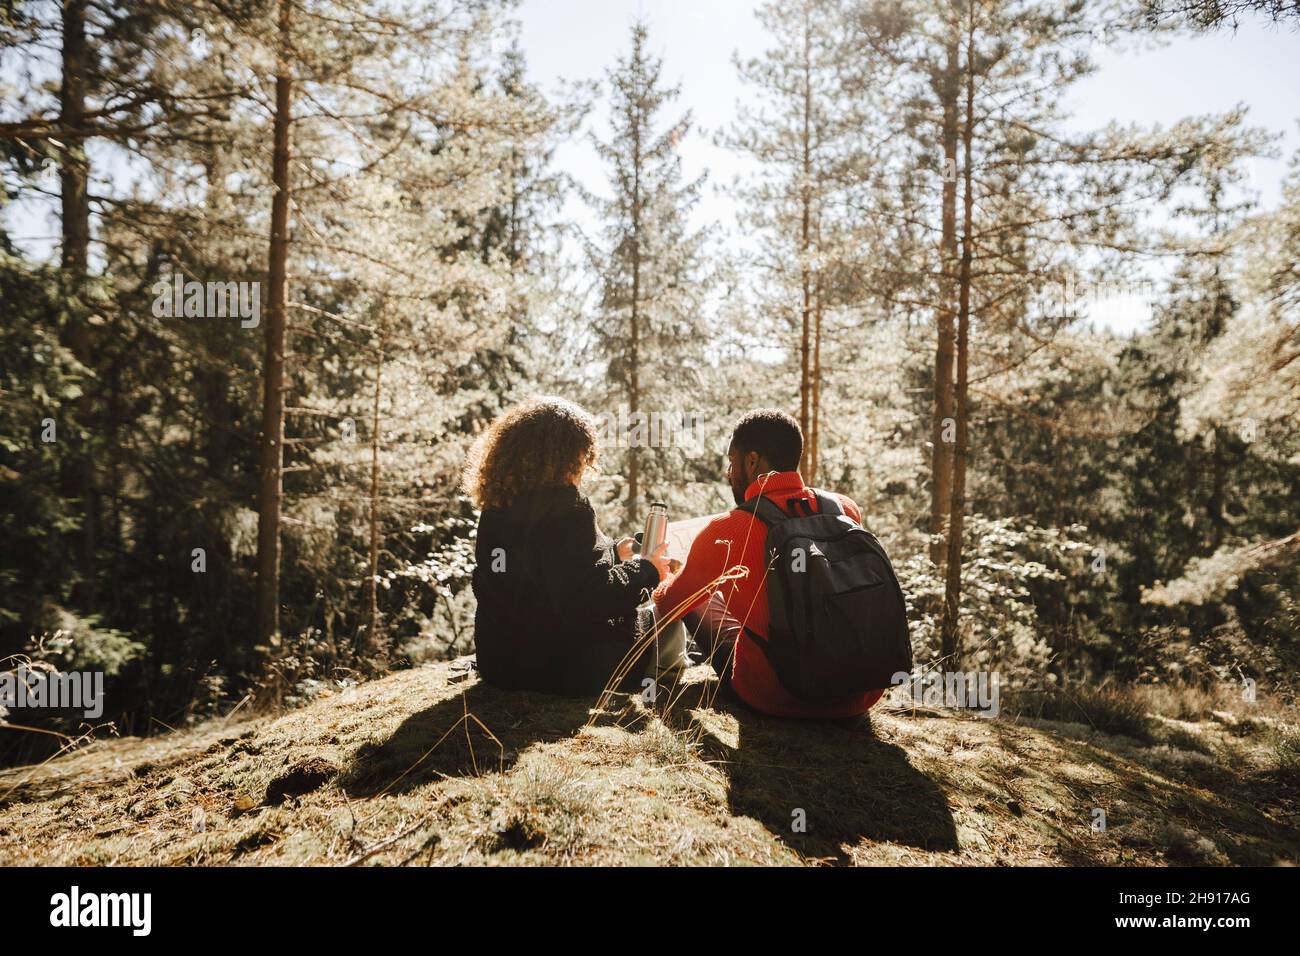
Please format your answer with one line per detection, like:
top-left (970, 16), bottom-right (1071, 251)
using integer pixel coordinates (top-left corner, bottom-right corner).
top-left (999, 682), bottom-right (1154, 740)
top-left (0, 659), bottom-right (1297, 866)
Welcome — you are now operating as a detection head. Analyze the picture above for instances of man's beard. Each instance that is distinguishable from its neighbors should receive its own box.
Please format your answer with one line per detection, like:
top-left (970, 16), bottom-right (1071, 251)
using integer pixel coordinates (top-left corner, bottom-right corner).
top-left (731, 475), bottom-right (747, 506)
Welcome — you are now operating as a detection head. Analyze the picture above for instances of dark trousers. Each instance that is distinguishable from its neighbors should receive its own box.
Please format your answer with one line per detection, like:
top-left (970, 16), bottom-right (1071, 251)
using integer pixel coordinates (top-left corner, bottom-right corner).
top-left (683, 591), bottom-right (740, 690)
top-left (610, 606), bottom-right (664, 693)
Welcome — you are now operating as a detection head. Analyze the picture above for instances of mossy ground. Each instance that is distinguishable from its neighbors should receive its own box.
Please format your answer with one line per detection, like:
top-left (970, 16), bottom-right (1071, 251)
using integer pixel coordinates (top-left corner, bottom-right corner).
top-left (1, 659), bottom-right (1296, 866)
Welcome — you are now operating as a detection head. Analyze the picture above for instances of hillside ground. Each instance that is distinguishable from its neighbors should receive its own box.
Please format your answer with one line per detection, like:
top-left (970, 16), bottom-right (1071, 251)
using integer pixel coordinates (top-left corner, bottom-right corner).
top-left (1, 659), bottom-right (1297, 866)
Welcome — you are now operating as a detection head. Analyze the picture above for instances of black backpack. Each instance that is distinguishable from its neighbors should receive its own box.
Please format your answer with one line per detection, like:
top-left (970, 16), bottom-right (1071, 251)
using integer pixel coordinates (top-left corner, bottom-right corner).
top-left (736, 490), bottom-right (912, 702)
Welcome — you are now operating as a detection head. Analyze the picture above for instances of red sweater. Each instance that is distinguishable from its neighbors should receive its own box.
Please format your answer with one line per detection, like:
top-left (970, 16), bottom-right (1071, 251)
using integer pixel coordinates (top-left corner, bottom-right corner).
top-left (652, 471), bottom-right (885, 719)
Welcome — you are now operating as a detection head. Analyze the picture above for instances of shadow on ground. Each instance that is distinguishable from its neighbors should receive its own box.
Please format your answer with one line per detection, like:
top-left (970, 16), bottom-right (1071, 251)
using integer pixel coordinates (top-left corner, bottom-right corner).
top-left (341, 667), bottom-right (959, 863)
top-left (341, 679), bottom-right (593, 798)
top-left (987, 719), bottom-right (1300, 866)
top-left (658, 677), bottom-right (959, 863)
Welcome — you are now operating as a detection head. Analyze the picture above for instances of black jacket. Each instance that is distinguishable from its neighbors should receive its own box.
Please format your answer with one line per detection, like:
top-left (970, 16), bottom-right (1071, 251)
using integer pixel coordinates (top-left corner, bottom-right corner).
top-left (471, 484), bottom-right (660, 695)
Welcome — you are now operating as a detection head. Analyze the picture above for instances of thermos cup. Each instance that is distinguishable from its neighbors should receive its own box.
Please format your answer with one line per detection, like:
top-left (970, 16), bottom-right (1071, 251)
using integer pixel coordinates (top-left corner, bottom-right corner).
top-left (641, 501), bottom-right (668, 560)
top-left (636, 501), bottom-right (688, 674)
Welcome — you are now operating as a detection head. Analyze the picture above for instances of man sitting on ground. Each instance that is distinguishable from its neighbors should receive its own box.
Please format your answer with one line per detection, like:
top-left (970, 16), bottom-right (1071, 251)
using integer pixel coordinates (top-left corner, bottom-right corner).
top-left (651, 409), bottom-right (887, 719)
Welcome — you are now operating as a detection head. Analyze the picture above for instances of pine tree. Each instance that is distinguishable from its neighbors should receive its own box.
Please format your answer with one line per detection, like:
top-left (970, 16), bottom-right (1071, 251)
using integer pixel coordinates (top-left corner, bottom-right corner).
top-left (726, 0), bottom-right (880, 480)
top-left (209, 0), bottom-right (556, 649)
top-left (585, 21), bottom-right (709, 523)
top-left (2, 0), bottom-right (560, 701)
top-left (854, 0), bottom-right (1266, 664)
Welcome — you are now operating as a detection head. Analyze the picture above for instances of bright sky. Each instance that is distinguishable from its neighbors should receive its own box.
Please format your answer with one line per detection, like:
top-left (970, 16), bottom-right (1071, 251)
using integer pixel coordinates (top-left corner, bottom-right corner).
top-left (515, 0), bottom-right (1300, 333)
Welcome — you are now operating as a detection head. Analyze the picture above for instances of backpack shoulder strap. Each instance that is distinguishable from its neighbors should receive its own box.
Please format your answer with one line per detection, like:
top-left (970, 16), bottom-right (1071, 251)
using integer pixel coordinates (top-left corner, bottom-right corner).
top-left (735, 493), bottom-right (790, 527)
top-left (811, 489), bottom-right (843, 517)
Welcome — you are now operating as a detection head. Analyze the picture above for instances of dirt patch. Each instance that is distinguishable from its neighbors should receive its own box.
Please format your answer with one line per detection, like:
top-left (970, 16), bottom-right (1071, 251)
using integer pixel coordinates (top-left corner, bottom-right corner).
top-left (492, 813), bottom-right (547, 852)
top-left (264, 757), bottom-right (339, 805)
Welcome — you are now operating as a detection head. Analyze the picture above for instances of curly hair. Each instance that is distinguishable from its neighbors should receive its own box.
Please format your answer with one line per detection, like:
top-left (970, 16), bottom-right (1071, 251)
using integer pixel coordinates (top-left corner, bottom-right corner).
top-left (462, 396), bottom-right (601, 510)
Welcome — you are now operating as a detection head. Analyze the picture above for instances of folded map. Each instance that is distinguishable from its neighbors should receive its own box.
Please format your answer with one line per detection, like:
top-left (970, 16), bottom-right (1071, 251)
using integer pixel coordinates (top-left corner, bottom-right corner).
top-left (663, 512), bottom-right (726, 563)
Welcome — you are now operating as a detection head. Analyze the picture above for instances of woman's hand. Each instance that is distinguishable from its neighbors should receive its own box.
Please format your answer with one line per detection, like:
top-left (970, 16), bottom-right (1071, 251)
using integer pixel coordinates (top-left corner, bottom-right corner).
top-left (616, 536), bottom-right (636, 562)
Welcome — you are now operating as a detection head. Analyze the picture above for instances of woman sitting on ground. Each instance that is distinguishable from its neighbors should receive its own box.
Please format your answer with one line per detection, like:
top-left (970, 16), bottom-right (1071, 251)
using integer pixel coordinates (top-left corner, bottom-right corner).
top-left (463, 396), bottom-right (671, 696)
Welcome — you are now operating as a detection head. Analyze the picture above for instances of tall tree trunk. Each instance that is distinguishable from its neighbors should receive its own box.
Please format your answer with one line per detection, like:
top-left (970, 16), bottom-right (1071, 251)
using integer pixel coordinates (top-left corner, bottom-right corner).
top-left (1209, 425), bottom-right (1226, 550)
top-left (626, 94), bottom-right (643, 525)
top-left (928, 37), bottom-right (960, 566)
top-left (940, 1), bottom-right (976, 666)
top-left (628, 278), bottom-right (640, 524)
top-left (59, 0), bottom-right (90, 279)
top-left (810, 237), bottom-right (824, 486)
top-left (106, 350), bottom-right (124, 614)
top-left (366, 336), bottom-right (384, 658)
top-left (200, 147), bottom-right (237, 662)
top-left (200, 364), bottom-right (234, 659)
top-left (798, 10), bottom-right (813, 467)
top-left (255, 0), bottom-right (294, 648)
top-left (60, 0), bottom-right (97, 613)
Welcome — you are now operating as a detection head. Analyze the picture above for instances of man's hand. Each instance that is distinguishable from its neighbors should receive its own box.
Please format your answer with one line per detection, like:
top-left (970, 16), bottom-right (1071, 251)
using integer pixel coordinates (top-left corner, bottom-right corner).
top-left (616, 536), bottom-right (636, 561)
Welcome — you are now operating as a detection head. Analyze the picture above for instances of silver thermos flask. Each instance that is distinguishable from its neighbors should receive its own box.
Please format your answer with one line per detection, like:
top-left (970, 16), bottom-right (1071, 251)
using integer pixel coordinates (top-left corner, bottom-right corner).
top-left (641, 501), bottom-right (668, 561)
top-left (639, 501), bottom-right (682, 672)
